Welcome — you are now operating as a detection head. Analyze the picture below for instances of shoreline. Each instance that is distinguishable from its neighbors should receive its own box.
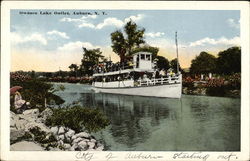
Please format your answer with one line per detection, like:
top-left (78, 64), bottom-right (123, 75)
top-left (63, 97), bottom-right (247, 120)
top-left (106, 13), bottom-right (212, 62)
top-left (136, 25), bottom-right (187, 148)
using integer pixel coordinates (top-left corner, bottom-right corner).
top-left (10, 108), bottom-right (105, 151)
top-left (182, 87), bottom-right (240, 98)
top-left (51, 81), bottom-right (241, 98)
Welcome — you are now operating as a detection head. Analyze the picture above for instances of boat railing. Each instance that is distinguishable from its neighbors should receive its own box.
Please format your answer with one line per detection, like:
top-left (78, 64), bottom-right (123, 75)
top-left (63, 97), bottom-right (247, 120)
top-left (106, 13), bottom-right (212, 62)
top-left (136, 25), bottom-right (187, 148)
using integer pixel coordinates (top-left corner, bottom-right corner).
top-left (137, 76), bottom-right (180, 86)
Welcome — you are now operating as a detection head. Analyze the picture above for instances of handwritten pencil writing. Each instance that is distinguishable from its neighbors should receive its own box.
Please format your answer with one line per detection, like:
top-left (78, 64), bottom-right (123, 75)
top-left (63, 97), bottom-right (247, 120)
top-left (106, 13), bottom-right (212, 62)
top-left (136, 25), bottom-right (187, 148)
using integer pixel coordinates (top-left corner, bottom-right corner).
top-left (173, 152), bottom-right (210, 161)
top-left (75, 152), bottom-right (94, 161)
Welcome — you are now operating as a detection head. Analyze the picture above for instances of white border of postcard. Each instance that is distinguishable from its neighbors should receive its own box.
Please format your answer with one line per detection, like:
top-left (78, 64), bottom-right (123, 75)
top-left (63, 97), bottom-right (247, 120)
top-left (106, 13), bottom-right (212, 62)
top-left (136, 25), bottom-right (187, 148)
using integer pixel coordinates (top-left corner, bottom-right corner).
top-left (1, 1), bottom-right (249, 161)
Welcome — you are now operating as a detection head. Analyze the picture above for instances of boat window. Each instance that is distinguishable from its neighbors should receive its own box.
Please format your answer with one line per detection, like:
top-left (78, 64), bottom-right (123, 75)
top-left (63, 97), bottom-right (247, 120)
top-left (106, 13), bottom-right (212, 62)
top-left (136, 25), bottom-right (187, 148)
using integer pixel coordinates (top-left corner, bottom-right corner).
top-left (141, 54), bottom-right (145, 60)
top-left (146, 54), bottom-right (150, 60)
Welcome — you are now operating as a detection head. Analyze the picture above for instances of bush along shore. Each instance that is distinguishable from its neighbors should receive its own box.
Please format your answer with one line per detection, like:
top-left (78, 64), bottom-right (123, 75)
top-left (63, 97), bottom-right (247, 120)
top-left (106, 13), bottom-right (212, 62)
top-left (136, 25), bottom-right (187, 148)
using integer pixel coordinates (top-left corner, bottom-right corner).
top-left (182, 73), bottom-right (241, 98)
top-left (10, 107), bottom-right (108, 151)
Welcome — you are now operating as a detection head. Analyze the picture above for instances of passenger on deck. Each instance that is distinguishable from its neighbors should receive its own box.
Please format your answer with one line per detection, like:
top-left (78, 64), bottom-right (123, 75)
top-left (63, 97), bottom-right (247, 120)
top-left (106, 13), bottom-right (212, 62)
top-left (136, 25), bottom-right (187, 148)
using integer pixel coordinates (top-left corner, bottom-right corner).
top-left (155, 69), bottom-right (160, 78)
top-left (152, 71), bottom-right (156, 78)
top-left (159, 69), bottom-right (166, 77)
top-left (143, 74), bottom-right (150, 81)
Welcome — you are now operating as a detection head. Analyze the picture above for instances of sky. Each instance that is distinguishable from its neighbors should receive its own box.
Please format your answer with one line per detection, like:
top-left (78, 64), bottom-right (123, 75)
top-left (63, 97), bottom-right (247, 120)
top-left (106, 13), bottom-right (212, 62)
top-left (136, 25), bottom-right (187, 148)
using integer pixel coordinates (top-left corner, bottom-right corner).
top-left (10, 10), bottom-right (240, 72)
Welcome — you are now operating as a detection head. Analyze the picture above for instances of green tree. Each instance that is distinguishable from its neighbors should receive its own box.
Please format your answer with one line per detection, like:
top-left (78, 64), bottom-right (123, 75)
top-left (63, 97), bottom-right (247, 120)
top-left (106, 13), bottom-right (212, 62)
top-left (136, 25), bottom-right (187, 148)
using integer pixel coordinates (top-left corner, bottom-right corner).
top-left (216, 46), bottom-right (241, 74)
top-left (80, 47), bottom-right (104, 76)
top-left (170, 58), bottom-right (182, 73)
top-left (110, 30), bottom-right (126, 62)
top-left (82, 47), bottom-right (104, 64)
top-left (111, 20), bottom-right (145, 62)
top-left (190, 52), bottom-right (216, 74)
top-left (68, 64), bottom-right (79, 77)
top-left (124, 20), bottom-right (145, 55)
top-left (156, 56), bottom-right (169, 70)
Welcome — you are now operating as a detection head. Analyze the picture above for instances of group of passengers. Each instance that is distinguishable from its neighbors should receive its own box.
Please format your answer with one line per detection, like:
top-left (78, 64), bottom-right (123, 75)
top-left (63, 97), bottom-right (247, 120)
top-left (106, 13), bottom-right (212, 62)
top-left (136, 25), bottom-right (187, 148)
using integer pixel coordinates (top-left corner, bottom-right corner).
top-left (94, 73), bottom-right (132, 82)
top-left (153, 68), bottom-right (177, 78)
top-left (93, 61), bottom-right (133, 74)
top-left (93, 68), bottom-right (177, 83)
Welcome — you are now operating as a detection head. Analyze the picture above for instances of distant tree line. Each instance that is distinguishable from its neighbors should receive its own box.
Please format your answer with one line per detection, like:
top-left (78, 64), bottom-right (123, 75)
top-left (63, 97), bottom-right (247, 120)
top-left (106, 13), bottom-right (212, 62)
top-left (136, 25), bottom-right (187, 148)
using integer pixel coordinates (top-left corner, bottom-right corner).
top-left (190, 46), bottom-right (241, 75)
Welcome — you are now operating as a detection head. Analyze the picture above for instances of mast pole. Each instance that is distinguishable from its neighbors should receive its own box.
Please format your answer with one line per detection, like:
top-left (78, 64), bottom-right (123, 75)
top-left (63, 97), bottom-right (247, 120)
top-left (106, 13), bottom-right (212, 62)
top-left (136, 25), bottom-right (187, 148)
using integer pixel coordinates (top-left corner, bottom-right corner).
top-left (175, 31), bottom-right (179, 73)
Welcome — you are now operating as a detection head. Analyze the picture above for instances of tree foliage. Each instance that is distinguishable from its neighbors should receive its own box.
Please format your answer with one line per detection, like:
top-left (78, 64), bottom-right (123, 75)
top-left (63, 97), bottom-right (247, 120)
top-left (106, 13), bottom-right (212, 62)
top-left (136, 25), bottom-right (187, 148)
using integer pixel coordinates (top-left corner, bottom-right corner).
top-left (45, 106), bottom-right (110, 133)
top-left (82, 47), bottom-right (104, 64)
top-left (170, 58), bottom-right (182, 73)
top-left (156, 56), bottom-right (169, 70)
top-left (190, 52), bottom-right (217, 74)
top-left (80, 47), bottom-right (104, 75)
top-left (111, 30), bottom-right (126, 62)
top-left (111, 20), bottom-right (145, 62)
top-left (216, 46), bottom-right (241, 74)
top-left (69, 64), bottom-right (78, 71)
top-left (189, 47), bottom-right (241, 75)
top-left (124, 20), bottom-right (145, 55)
top-left (68, 64), bottom-right (79, 77)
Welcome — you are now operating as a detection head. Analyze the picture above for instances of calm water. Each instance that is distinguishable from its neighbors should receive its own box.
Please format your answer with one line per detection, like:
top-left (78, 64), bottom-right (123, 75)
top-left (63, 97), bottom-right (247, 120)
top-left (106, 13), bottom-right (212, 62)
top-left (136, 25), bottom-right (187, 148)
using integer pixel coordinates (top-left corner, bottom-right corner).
top-left (54, 83), bottom-right (240, 151)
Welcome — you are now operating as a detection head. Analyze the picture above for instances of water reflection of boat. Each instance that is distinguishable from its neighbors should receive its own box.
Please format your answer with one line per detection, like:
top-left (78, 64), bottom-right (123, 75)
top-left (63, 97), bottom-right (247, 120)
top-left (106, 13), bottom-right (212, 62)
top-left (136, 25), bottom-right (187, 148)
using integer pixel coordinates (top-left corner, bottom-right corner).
top-left (90, 92), bottom-right (181, 149)
top-left (92, 92), bottom-right (180, 118)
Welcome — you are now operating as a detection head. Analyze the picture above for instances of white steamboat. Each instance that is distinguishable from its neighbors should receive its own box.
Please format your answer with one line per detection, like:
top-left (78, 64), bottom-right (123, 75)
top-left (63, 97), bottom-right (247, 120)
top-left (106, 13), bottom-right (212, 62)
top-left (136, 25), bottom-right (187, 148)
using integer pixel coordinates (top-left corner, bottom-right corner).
top-left (92, 32), bottom-right (182, 98)
top-left (92, 51), bottom-right (182, 98)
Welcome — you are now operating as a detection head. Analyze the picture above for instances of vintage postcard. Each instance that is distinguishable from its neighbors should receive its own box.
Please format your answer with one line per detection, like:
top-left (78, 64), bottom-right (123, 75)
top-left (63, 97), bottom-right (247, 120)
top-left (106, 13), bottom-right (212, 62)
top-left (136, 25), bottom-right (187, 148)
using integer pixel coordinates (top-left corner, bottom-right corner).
top-left (1, 1), bottom-right (249, 161)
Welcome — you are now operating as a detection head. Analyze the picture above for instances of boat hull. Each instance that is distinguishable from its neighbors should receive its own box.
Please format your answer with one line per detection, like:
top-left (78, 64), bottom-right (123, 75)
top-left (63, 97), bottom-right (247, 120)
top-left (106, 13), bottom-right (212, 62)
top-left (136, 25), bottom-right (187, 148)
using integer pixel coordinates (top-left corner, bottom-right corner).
top-left (93, 83), bottom-right (182, 98)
